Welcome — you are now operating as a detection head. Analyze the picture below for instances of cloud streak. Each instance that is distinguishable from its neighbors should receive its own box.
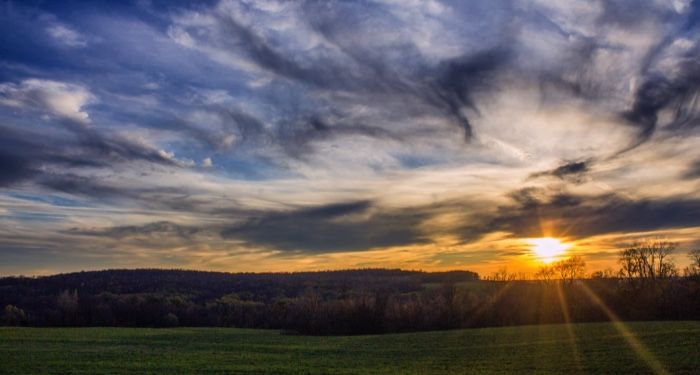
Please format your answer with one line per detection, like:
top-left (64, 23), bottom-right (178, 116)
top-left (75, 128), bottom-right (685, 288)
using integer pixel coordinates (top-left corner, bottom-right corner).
top-left (1, 0), bottom-right (700, 274)
top-left (0, 79), bottom-right (94, 123)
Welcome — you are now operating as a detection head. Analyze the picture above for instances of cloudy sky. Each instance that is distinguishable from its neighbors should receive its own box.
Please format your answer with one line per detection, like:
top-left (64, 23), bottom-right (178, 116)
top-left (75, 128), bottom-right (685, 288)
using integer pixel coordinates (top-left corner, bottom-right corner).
top-left (1, 0), bottom-right (699, 276)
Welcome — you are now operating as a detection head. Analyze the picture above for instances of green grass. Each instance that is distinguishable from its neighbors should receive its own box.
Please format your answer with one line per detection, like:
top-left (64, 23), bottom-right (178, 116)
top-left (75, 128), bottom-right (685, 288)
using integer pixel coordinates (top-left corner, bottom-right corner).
top-left (1, 322), bottom-right (698, 374)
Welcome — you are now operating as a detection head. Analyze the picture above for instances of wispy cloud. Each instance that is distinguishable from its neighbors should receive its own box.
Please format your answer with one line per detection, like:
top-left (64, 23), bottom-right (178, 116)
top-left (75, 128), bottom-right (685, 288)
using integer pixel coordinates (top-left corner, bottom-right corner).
top-left (0, 79), bottom-right (94, 123)
top-left (1, 0), bottom-right (699, 274)
top-left (46, 24), bottom-right (88, 47)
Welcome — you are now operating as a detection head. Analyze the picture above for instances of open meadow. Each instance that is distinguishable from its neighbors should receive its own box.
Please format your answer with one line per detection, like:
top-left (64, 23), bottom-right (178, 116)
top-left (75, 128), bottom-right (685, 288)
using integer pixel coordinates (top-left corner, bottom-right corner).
top-left (1, 321), bottom-right (698, 374)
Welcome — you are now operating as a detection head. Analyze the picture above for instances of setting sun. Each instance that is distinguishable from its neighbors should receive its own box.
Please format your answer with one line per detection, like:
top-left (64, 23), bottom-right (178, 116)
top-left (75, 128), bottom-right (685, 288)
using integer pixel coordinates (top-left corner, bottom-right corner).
top-left (528, 237), bottom-right (571, 264)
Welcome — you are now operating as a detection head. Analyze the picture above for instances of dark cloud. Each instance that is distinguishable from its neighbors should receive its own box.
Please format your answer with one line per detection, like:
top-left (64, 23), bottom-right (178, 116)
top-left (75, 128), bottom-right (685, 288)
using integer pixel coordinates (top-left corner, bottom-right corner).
top-left (219, 16), bottom-right (339, 89)
top-left (623, 65), bottom-right (700, 144)
top-left (529, 160), bottom-right (591, 183)
top-left (550, 160), bottom-right (590, 177)
top-left (293, 200), bottom-right (372, 219)
top-left (0, 149), bottom-right (32, 187)
top-left (35, 171), bottom-right (219, 212)
top-left (459, 188), bottom-right (700, 242)
top-left (0, 118), bottom-right (175, 195)
top-left (0, 122), bottom-right (210, 209)
top-left (683, 158), bottom-right (700, 179)
top-left (66, 221), bottom-right (202, 240)
top-left (165, 105), bottom-right (400, 164)
top-left (56, 119), bottom-right (175, 165)
top-left (429, 49), bottom-right (511, 139)
top-left (60, 188), bottom-right (700, 255)
top-left (134, 104), bottom-right (273, 155)
top-left (35, 173), bottom-right (125, 199)
top-left (208, 4), bottom-right (513, 141)
top-left (0, 125), bottom-right (41, 187)
top-left (222, 200), bottom-right (430, 253)
top-left (620, 2), bottom-right (700, 147)
top-left (507, 187), bottom-right (548, 208)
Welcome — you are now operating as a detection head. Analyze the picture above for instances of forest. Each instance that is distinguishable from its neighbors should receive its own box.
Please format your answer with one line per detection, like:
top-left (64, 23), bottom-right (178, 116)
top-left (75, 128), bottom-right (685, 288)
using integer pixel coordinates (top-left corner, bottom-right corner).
top-left (2, 242), bottom-right (700, 335)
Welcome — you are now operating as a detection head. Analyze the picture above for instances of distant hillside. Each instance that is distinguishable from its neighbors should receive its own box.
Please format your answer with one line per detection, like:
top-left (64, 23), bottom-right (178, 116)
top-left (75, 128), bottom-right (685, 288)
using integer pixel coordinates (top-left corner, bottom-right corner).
top-left (0, 268), bottom-right (479, 299)
top-left (1, 269), bottom-right (698, 335)
top-left (0, 268), bottom-right (482, 333)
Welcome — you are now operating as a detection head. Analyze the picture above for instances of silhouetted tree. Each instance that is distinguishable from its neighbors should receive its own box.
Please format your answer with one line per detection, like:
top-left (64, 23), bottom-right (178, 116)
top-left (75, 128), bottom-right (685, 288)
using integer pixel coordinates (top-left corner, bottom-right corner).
top-left (534, 256), bottom-right (585, 282)
top-left (1, 267), bottom-right (698, 334)
top-left (684, 249), bottom-right (700, 276)
top-left (535, 266), bottom-right (556, 282)
top-left (619, 240), bottom-right (678, 281)
top-left (553, 256), bottom-right (586, 282)
top-left (488, 267), bottom-right (517, 281)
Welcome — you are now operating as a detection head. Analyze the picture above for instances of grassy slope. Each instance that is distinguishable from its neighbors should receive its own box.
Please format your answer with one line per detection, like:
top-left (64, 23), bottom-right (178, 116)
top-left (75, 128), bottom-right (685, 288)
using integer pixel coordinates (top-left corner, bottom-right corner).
top-left (0, 322), bottom-right (698, 374)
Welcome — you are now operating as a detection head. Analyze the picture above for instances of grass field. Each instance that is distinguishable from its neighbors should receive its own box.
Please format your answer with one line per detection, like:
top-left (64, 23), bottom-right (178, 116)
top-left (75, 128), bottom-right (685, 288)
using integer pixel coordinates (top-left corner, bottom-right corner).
top-left (1, 321), bottom-right (699, 374)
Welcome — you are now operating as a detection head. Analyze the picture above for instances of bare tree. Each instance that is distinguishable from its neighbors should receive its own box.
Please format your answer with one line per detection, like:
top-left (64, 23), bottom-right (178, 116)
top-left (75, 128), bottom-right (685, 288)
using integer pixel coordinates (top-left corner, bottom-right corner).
top-left (619, 247), bottom-right (641, 281)
top-left (489, 267), bottom-right (517, 281)
top-left (535, 266), bottom-right (555, 282)
top-left (618, 239), bottom-right (678, 281)
top-left (534, 257), bottom-right (586, 282)
top-left (684, 249), bottom-right (700, 276)
top-left (553, 256), bottom-right (586, 283)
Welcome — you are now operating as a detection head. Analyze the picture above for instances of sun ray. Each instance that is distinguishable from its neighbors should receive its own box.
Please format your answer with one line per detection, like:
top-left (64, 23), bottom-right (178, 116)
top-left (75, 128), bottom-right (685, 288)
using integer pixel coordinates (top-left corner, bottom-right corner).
top-left (555, 282), bottom-right (583, 371)
top-left (463, 281), bottom-right (515, 327)
top-left (579, 283), bottom-right (670, 375)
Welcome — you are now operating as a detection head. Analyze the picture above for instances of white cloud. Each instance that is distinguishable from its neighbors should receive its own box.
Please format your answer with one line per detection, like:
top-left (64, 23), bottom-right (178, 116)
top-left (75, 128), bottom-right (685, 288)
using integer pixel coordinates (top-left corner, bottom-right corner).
top-left (158, 149), bottom-right (176, 160)
top-left (0, 79), bottom-right (95, 123)
top-left (46, 24), bottom-right (88, 47)
top-left (670, 0), bottom-right (691, 13)
top-left (166, 26), bottom-right (196, 48)
top-left (473, 82), bottom-right (639, 163)
top-left (158, 149), bottom-right (195, 167)
top-left (202, 157), bottom-right (213, 168)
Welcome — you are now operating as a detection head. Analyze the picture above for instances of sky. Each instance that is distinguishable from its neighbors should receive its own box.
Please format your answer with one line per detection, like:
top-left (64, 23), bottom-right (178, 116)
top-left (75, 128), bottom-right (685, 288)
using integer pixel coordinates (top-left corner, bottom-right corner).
top-left (1, 0), bottom-right (700, 276)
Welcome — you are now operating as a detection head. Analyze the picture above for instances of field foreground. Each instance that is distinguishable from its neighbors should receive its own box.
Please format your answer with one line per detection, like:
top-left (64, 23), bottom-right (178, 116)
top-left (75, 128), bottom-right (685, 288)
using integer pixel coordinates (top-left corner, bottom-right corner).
top-left (1, 322), bottom-right (699, 374)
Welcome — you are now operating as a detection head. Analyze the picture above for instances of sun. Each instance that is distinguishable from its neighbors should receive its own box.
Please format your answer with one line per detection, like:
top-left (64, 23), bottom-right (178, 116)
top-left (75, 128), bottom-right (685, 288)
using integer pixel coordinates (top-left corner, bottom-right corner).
top-left (528, 237), bottom-right (571, 264)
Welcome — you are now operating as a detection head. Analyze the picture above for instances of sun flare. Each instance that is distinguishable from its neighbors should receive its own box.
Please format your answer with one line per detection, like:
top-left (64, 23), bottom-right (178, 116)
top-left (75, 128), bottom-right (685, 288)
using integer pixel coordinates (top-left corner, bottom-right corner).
top-left (528, 237), bottom-right (571, 264)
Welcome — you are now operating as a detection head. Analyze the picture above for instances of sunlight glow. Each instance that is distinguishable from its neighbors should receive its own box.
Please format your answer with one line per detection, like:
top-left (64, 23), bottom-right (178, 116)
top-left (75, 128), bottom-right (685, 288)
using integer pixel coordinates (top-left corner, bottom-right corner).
top-left (579, 284), bottom-right (670, 375)
top-left (528, 237), bottom-right (571, 263)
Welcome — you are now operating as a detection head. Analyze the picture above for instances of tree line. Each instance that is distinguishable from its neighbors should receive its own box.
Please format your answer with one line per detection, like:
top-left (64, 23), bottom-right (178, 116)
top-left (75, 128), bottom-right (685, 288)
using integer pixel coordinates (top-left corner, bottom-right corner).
top-left (1, 241), bottom-right (699, 335)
